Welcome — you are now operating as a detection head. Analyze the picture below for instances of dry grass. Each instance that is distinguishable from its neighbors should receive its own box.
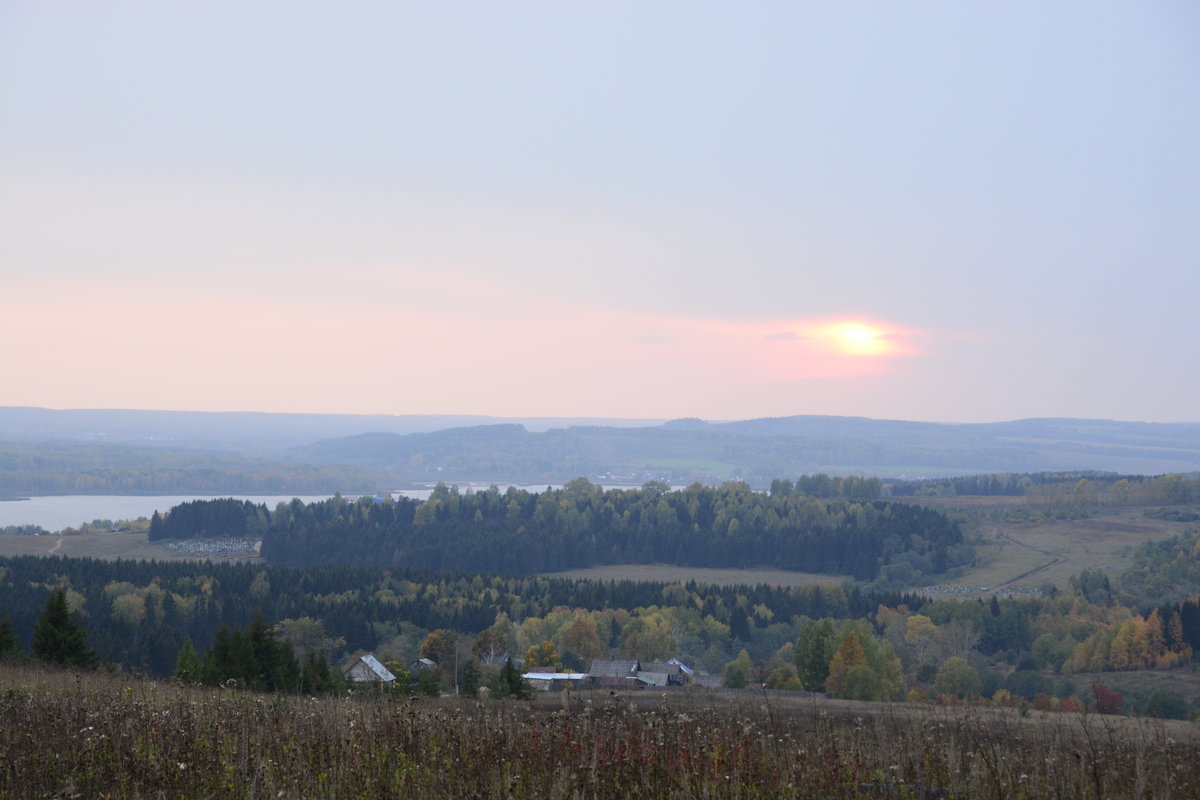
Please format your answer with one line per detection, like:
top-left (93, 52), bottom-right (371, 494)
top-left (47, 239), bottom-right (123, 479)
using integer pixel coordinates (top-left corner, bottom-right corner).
top-left (895, 501), bottom-right (1193, 595)
top-left (1, 662), bottom-right (1197, 799)
top-left (544, 564), bottom-right (849, 588)
top-left (0, 533), bottom-right (262, 563)
top-left (1063, 668), bottom-right (1200, 703)
top-left (959, 510), bottom-right (1185, 592)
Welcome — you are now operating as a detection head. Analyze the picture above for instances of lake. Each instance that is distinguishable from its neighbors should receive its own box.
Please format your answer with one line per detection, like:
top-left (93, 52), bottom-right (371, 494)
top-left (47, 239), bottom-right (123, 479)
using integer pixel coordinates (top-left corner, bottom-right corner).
top-left (0, 495), bottom-right (339, 531)
top-left (0, 484), bottom-right (608, 531)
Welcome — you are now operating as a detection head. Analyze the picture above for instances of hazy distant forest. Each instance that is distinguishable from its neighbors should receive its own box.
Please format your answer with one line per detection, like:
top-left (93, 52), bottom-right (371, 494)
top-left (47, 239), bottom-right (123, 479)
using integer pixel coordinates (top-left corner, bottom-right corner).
top-left (4, 409), bottom-right (1200, 494)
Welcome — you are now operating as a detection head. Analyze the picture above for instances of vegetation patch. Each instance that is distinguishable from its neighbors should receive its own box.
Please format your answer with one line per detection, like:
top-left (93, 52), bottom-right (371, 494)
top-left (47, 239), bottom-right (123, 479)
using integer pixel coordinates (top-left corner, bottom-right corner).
top-left (1, 662), bottom-right (1196, 799)
top-left (545, 564), bottom-right (848, 588)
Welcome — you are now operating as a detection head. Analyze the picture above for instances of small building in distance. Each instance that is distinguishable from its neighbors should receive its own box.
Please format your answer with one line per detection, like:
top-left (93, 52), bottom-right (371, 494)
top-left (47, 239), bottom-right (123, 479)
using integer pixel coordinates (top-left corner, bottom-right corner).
top-left (521, 671), bottom-right (588, 691)
top-left (667, 658), bottom-right (695, 678)
top-left (639, 660), bottom-right (691, 686)
top-left (588, 658), bottom-right (639, 680)
top-left (345, 654), bottom-right (396, 685)
top-left (409, 657), bottom-right (438, 675)
top-left (587, 658), bottom-right (642, 689)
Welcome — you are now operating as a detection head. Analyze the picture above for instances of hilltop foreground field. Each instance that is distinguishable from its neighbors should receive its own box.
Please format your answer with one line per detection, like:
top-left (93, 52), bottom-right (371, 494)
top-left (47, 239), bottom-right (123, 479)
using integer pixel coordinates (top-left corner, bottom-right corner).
top-left (1, 662), bottom-right (1196, 799)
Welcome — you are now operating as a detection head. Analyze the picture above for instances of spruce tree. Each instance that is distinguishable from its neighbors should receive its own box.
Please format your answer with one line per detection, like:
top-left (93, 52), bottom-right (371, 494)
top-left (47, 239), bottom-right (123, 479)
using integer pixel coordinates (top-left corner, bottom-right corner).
top-left (174, 638), bottom-right (200, 681)
top-left (493, 656), bottom-right (531, 699)
top-left (32, 590), bottom-right (97, 669)
top-left (0, 616), bottom-right (21, 659)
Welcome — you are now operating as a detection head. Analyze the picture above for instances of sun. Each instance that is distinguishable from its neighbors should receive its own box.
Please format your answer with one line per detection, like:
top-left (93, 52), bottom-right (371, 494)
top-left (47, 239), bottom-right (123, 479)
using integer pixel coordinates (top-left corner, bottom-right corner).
top-left (825, 322), bottom-right (889, 356)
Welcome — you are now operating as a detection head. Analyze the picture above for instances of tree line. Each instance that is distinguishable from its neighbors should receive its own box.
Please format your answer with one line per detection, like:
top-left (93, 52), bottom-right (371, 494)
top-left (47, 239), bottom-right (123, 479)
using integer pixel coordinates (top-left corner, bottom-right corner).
top-left (0, 441), bottom-right (393, 495)
top-left (2, 550), bottom-right (1196, 717)
top-left (0, 552), bottom-right (919, 679)
top-left (257, 480), bottom-right (969, 581)
top-left (888, 471), bottom-right (1200, 505)
top-left (149, 499), bottom-right (270, 540)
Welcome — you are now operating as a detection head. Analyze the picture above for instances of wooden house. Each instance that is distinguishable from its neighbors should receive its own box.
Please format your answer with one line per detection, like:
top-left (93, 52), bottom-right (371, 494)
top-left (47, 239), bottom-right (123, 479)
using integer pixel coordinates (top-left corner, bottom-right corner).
top-left (345, 654), bottom-right (396, 685)
top-left (587, 658), bottom-right (639, 680)
top-left (520, 672), bottom-right (588, 691)
top-left (639, 660), bottom-right (691, 686)
top-left (408, 657), bottom-right (438, 675)
top-left (587, 658), bottom-right (641, 688)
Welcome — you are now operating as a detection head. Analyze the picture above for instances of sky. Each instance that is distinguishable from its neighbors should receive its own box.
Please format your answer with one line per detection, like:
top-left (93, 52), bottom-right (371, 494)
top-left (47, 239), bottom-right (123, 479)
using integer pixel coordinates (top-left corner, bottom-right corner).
top-left (2, 1), bottom-right (1198, 424)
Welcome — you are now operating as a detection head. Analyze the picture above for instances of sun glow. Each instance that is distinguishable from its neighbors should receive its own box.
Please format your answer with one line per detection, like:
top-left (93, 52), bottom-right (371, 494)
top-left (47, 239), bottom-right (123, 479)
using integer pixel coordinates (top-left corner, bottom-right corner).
top-left (824, 322), bottom-right (890, 356)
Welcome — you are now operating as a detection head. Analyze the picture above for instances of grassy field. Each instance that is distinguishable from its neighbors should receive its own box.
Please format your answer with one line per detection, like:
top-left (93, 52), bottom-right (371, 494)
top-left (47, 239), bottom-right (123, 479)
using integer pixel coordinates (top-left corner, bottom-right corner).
top-left (0, 532), bottom-right (262, 563)
top-left (1065, 668), bottom-right (1200, 705)
top-left (637, 457), bottom-right (741, 477)
top-left (944, 507), bottom-right (1190, 594)
top-left (545, 564), bottom-right (849, 588)
top-left (1, 662), bottom-right (1196, 799)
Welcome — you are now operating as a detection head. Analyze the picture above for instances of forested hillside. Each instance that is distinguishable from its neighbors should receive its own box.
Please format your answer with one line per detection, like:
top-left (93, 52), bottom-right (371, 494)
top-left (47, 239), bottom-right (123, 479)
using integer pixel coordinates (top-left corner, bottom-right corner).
top-left (0, 442), bottom-right (395, 495)
top-left (0, 554), bottom-right (915, 677)
top-left (890, 471), bottom-right (1200, 504)
top-left (255, 480), bottom-right (969, 581)
top-left (296, 417), bottom-right (1200, 485)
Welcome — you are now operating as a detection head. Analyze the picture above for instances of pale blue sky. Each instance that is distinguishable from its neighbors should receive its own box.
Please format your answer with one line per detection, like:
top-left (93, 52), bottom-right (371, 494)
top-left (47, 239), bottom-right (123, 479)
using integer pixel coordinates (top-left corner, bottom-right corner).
top-left (2, 2), bottom-right (1197, 422)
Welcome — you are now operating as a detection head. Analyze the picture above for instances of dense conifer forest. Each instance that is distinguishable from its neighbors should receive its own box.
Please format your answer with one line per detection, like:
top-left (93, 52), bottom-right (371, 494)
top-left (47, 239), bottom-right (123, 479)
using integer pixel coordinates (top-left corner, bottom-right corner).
top-left (256, 480), bottom-right (969, 581)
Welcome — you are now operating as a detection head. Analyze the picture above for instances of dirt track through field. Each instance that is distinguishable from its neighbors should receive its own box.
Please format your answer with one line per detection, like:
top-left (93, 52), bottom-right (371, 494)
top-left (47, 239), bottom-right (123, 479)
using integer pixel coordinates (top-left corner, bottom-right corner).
top-left (990, 530), bottom-right (1063, 591)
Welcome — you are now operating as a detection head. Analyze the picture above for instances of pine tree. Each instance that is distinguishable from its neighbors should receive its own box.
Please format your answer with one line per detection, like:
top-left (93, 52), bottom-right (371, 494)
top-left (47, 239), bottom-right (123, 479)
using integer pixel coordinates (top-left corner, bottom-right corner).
top-left (32, 590), bottom-right (97, 669)
top-left (174, 638), bottom-right (200, 681)
top-left (0, 616), bottom-right (21, 659)
top-left (493, 656), bottom-right (531, 699)
top-left (461, 660), bottom-right (480, 698)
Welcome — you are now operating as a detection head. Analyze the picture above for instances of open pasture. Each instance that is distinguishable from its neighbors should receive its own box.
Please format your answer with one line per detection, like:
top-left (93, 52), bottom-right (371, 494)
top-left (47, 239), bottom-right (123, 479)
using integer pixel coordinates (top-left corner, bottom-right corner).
top-left (544, 563), bottom-right (849, 588)
top-left (893, 497), bottom-right (1197, 596)
top-left (0, 532), bottom-right (262, 563)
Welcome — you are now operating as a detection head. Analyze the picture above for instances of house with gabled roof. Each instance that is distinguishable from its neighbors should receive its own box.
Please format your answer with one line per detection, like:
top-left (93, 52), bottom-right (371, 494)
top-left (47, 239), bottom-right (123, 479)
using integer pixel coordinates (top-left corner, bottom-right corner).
top-left (667, 658), bottom-right (695, 677)
top-left (409, 657), bottom-right (438, 675)
top-left (587, 658), bottom-right (639, 679)
top-left (587, 658), bottom-right (643, 688)
top-left (639, 660), bottom-right (691, 686)
top-left (345, 654), bottom-right (396, 685)
top-left (521, 671), bottom-right (588, 691)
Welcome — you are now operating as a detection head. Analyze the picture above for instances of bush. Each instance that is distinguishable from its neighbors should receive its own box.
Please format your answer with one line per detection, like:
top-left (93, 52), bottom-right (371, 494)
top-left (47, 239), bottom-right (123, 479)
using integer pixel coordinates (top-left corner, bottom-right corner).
top-left (417, 670), bottom-right (440, 697)
top-left (1092, 684), bottom-right (1123, 716)
top-left (1142, 689), bottom-right (1188, 720)
top-left (933, 658), bottom-right (981, 699)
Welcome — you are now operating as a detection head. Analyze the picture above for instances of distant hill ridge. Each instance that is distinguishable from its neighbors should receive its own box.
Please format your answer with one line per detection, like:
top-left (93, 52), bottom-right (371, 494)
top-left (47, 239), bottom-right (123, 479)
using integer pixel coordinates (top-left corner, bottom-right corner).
top-left (294, 415), bottom-right (1200, 485)
top-left (3, 407), bottom-right (1198, 489)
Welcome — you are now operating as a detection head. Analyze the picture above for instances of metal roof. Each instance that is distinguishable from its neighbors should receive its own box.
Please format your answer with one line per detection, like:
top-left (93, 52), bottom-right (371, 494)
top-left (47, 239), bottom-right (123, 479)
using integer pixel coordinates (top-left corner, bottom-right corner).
top-left (356, 654), bottom-right (396, 682)
top-left (588, 658), bottom-right (640, 677)
top-left (667, 658), bottom-right (695, 676)
top-left (636, 672), bottom-right (670, 686)
top-left (521, 672), bottom-right (588, 680)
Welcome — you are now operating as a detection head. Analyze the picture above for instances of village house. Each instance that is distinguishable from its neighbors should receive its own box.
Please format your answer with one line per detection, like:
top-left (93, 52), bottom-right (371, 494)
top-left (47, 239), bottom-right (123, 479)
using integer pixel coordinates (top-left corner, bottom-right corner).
top-left (587, 658), bottom-right (646, 689)
top-left (520, 671), bottom-right (589, 691)
top-left (345, 654), bottom-right (396, 685)
top-left (637, 660), bottom-right (691, 687)
top-left (409, 657), bottom-right (438, 675)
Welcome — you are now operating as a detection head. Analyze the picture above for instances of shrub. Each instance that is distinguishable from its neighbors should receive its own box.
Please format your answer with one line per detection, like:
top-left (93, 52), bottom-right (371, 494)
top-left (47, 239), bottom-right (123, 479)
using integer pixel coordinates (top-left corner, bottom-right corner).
top-left (1092, 684), bottom-right (1123, 716)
